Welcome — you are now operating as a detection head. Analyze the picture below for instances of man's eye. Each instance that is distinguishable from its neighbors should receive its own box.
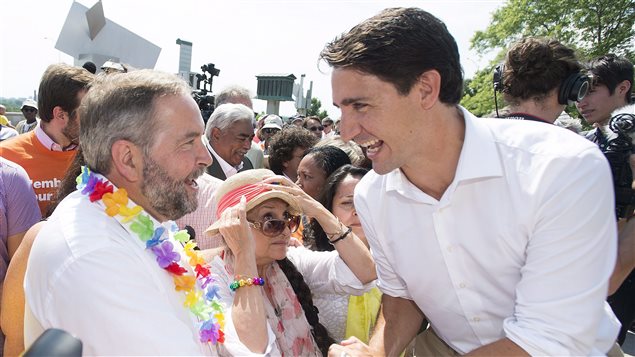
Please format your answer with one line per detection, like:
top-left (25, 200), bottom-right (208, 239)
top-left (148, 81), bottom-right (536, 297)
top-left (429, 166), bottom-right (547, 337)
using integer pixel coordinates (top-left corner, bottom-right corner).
top-left (353, 103), bottom-right (367, 110)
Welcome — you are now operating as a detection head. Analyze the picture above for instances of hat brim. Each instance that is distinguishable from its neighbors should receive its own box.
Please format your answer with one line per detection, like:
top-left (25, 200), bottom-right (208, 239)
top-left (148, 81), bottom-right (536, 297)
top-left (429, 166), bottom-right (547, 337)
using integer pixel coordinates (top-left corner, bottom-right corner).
top-left (204, 189), bottom-right (302, 236)
top-left (262, 124), bottom-right (282, 130)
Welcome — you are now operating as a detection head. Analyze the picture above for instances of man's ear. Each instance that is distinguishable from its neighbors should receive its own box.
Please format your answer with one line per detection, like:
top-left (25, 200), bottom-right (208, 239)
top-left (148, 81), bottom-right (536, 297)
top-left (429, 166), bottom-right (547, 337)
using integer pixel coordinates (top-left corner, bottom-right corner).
top-left (414, 70), bottom-right (442, 110)
top-left (616, 79), bottom-right (632, 98)
top-left (210, 127), bottom-right (222, 143)
top-left (111, 139), bottom-right (144, 182)
top-left (52, 106), bottom-right (67, 123)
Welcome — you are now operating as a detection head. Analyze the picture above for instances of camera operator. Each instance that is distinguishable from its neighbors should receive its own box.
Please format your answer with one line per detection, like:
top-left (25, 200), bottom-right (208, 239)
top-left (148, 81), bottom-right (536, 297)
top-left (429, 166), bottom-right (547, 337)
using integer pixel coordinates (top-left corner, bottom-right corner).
top-left (577, 54), bottom-right (635, 346)
top-left (495, 38), bottom-right (631, 355)
top-left (494, 37), bottom-right (589, 124)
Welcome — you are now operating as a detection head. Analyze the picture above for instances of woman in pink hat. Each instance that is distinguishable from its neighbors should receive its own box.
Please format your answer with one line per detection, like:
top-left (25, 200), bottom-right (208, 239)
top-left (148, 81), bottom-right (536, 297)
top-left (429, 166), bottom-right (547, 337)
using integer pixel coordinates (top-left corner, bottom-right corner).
top-left (205, 169), bottom-right (376, 356)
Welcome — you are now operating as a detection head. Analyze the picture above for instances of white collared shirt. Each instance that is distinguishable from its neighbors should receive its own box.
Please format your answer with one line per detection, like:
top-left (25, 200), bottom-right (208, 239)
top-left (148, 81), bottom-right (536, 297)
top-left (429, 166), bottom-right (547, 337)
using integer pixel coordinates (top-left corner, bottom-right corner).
top-left (355, 107), bottom-right (620, 355)
top-left (209, 143), bottom-right (243, 178)
top-left (24, 182), bottom-right (254, 356)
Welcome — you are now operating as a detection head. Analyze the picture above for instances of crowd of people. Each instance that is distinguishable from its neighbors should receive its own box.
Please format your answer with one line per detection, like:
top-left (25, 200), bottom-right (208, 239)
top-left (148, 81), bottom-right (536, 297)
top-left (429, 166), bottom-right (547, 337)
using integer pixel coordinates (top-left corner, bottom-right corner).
top-left (0, 6), bottom-right (634, 357)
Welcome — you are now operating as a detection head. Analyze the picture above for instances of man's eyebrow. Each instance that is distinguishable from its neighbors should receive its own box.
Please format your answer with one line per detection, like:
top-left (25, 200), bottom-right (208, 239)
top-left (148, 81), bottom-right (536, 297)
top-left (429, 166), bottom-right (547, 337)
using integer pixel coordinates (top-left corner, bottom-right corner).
top-left (181, 131), bottom-right (202, 140)
top-left (336, 97), bottom-right (369, 107)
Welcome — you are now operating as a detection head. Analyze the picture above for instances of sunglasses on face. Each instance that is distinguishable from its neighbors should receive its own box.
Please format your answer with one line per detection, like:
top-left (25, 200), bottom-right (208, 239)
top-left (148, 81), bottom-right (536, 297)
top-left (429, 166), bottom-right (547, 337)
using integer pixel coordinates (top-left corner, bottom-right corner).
top-left (249, 215), bottom-right (301, 237)
top-left (262, 128), bottom-right (280, 135)
top-left (22, 107), bottom-right (36, 113)
top-left (308, 126), bottom-right (324, 132)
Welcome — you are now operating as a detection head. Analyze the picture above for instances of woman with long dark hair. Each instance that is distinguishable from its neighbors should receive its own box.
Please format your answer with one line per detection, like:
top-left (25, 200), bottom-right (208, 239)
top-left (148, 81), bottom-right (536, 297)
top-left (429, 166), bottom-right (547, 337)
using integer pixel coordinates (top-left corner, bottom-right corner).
top-left (206, 169), bottom-right (376, 356)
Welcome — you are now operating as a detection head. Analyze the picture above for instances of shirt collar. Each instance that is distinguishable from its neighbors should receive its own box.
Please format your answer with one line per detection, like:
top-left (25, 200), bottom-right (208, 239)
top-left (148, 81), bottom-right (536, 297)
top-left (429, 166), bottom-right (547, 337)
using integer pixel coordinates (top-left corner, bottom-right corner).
top-left (208, 142), bottom-right (243, 178)
top-left (386, 106), bottom-right (503, 198)
top-left (35, 124), bottom-right (78, 152)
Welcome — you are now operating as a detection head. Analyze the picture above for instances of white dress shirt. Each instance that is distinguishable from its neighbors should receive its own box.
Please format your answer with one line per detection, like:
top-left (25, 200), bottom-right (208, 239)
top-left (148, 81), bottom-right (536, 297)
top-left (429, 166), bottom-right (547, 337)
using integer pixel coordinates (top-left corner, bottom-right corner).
top-left (24, 186), bottom-right (250, 356)
top-left (355, 107), bottom-right (620, 356)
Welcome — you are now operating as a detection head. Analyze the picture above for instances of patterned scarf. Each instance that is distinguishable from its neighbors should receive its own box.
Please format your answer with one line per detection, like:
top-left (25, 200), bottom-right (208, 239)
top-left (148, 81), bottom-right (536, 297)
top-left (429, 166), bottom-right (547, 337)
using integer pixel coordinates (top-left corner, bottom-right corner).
top-left (222, 250), bottom-right (320, 356)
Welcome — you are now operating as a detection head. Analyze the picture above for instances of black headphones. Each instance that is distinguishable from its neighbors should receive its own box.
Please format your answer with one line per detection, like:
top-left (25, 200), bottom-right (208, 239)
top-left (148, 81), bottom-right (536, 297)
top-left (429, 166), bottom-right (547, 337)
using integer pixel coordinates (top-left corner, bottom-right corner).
top-left (493, 64), bottom-right (591, 104)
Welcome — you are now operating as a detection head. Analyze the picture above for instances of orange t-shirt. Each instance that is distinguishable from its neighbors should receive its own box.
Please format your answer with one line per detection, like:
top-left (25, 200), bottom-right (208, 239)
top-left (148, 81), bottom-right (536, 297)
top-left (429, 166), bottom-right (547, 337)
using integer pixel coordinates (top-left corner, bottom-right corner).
top-left (0, 131), bottom-right (76, 215)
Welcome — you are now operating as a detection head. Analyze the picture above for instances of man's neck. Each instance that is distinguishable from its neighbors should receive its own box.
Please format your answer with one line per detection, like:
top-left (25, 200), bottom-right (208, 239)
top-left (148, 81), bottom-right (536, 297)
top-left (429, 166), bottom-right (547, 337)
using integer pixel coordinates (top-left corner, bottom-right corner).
top-left (40, 120), bottom-right (71, 147)
top-left (401, 106), bottom-right (465, 201)
top-left (509, 101), bottom-right (560, 124)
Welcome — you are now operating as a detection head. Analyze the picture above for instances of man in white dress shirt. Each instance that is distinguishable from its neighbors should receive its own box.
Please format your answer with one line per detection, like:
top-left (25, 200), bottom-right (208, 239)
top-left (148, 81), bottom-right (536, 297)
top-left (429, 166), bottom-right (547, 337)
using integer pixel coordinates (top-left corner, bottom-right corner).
top-left (322, 7), bottom-right (620, 357)
top-left (24, 70), bottom-right (263, 355)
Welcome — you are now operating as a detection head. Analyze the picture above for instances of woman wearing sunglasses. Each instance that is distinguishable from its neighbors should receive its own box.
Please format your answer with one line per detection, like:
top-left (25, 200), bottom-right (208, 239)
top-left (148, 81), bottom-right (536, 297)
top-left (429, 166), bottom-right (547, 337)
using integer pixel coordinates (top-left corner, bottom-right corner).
top-left (205, 169), bottom-right (376, 356)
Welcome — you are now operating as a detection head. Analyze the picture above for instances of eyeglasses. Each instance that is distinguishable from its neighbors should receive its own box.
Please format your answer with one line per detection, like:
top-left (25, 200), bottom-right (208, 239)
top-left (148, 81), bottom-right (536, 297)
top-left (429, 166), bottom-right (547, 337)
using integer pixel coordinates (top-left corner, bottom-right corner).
top-left (262, 128), bottom-right (280, 135)
top-left (308, 126), bottom-right (324, 132)
top-left (22, 107), bottom-right (37, 113)
top-left (249, 215), bottom-right (301, 237)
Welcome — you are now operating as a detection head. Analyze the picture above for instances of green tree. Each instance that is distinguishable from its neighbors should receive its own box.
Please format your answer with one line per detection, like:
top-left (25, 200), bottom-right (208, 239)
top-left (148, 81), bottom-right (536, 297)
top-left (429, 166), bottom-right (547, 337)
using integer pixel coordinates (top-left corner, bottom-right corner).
top-left (306, 97), bottom-right (329, 119)
top-left (462, 0), bottom-right (635, 116)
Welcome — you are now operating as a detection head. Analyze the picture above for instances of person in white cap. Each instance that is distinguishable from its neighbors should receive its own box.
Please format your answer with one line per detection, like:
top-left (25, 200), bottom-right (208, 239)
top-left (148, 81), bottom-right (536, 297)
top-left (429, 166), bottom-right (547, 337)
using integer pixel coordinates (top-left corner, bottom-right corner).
top-left (15, 99), bottom-right (39, 134)
top-left (258, 114), bottom-right (283, 154)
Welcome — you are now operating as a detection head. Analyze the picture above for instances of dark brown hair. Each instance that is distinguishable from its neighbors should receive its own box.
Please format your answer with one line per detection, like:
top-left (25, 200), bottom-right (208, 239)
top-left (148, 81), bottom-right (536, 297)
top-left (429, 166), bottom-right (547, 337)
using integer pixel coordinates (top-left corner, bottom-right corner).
top-left (38, 63), bottom-right (94, 122)
top-left (502, 37), bottom-right (582, 105)
top-left (320, 7), bottom-right (463, 104)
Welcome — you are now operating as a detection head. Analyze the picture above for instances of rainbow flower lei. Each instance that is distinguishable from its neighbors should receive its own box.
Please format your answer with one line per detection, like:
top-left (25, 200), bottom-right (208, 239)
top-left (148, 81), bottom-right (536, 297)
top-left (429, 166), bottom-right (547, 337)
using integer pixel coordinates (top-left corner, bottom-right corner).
top-left (76, 166), bottom-right (225, 345)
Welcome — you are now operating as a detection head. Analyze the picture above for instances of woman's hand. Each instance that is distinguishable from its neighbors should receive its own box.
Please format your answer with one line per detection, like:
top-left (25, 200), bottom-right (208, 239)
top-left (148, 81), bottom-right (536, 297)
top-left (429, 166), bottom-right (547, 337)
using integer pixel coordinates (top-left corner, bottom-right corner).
top-left (261, 176), bottom-right (326, 218)
top-left (261, 176), bottom-right (343, 235)
top-left (218, 196), bottom-right (255, 257)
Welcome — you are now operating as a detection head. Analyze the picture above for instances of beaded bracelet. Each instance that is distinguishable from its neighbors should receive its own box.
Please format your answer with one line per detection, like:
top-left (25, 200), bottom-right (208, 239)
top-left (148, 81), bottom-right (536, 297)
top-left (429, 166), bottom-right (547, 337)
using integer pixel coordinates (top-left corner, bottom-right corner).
top-left (229, 276), bottom-right (265, 291)
top-left (329, 226), bottom-right (352, 245)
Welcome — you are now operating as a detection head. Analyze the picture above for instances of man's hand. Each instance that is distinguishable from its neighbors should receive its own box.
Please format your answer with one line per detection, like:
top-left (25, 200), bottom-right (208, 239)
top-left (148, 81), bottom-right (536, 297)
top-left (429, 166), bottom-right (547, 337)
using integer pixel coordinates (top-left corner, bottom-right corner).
top-left (328, 337), bottom-right (381, 357)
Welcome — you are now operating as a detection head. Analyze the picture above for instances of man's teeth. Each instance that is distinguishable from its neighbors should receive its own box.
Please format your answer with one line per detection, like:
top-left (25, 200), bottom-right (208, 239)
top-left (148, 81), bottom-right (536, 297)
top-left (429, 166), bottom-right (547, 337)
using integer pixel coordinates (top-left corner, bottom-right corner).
top-left (360, 139), bottom-right (380, 148)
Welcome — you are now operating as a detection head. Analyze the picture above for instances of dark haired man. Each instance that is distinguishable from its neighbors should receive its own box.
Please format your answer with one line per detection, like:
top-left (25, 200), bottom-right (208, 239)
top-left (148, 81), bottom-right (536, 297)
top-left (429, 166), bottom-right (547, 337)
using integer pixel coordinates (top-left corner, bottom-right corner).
top-left (577, 54), bottom-right (635, 347)
top-left (0, 64), bottom-right (93, 215)
top-left (322, 7), bottom-right (619, 356)
top-left (497, 37), bottom-right (588, 123)
top-left (577, 54), bottom-right (633, 142)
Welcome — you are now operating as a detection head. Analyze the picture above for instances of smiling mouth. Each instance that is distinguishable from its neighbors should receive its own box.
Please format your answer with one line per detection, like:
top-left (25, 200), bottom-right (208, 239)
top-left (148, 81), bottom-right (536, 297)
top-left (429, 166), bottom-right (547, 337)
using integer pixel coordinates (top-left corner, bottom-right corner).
top-left (357, 138), bottom-right (384, 157)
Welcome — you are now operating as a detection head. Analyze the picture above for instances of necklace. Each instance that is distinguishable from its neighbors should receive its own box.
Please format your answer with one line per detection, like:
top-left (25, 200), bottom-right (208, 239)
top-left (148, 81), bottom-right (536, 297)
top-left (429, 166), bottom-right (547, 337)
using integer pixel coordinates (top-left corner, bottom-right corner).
top-left (76, 166), bottom-right (225, 345)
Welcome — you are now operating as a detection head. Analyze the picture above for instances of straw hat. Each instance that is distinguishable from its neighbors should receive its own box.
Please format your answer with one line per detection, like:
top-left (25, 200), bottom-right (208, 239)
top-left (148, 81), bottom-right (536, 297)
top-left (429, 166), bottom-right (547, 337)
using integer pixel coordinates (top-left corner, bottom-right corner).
top-left (205, 169), bottom-right (301, 236)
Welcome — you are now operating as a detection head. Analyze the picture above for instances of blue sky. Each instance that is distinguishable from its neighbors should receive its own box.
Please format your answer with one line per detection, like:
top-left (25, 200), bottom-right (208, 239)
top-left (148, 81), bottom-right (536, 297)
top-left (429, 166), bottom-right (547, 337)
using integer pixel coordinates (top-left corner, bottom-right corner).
top-left (0, 0), bottom-right (503, 116)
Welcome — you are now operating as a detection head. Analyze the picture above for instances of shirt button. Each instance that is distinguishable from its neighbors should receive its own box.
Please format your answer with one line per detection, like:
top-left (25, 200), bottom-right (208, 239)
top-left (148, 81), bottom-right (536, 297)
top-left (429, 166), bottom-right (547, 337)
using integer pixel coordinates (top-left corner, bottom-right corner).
top-left (447, 245), bottom-right (453, 252)
top-left (459, 282), bottom-right (466, 288)
top-left (473, 317), bottom-right (480, 322)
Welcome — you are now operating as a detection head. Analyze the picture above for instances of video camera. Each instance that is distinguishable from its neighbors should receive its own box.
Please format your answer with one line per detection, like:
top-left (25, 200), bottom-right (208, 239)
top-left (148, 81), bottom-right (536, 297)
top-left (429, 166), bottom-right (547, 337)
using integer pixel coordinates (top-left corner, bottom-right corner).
top-left (602, 113), bottom-right (635, 219)
top-left (192, 63), bottom-right (220, 123)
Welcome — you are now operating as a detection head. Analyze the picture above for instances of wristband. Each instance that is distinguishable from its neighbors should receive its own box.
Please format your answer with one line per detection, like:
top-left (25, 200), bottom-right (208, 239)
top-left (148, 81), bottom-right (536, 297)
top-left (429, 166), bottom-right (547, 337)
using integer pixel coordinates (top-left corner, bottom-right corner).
top-left (229, 275), bottom-right (265, 291)
top-left (329, 226), bottom-right (352, 245)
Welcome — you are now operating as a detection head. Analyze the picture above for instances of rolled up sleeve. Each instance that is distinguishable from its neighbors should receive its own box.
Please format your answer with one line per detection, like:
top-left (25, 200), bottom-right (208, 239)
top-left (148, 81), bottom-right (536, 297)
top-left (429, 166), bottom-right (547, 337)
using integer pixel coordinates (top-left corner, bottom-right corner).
top-left (504, 150), bottom-right (619, 356)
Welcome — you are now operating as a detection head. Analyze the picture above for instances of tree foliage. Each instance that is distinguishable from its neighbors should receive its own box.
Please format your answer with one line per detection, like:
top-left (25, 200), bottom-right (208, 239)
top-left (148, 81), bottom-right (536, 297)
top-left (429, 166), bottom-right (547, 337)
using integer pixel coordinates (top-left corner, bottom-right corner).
top-left (0, 97), bottom-right (27, 112)
top-left (306, 97), bottom-right (329, 119)
top-left (462, 0), bottom-right (635, 116)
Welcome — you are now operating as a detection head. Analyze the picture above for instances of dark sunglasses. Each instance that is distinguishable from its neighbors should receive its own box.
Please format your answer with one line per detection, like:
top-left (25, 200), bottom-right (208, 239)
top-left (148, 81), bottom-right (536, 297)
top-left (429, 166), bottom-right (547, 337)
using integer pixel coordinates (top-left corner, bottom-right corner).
top-left (262, 128), bottom-right (280, 135)
top-left (22, 107), bottom-right (37, 113)
top-left (308, 126), bottom-right (324, 132)
top-left (249, 215), bottom-right (301, 237)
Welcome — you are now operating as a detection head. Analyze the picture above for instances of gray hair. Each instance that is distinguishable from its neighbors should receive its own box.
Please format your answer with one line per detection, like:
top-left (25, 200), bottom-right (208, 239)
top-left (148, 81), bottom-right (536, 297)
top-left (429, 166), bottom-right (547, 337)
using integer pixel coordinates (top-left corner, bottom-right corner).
top-left (79, 69), bottom-right (191, 174)
top-left (205, 103), bottom-right (254, 139)
top-left (215, 85), bottom-right (253, 108)
top-left (315, 135), bottom-right (366, 167)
